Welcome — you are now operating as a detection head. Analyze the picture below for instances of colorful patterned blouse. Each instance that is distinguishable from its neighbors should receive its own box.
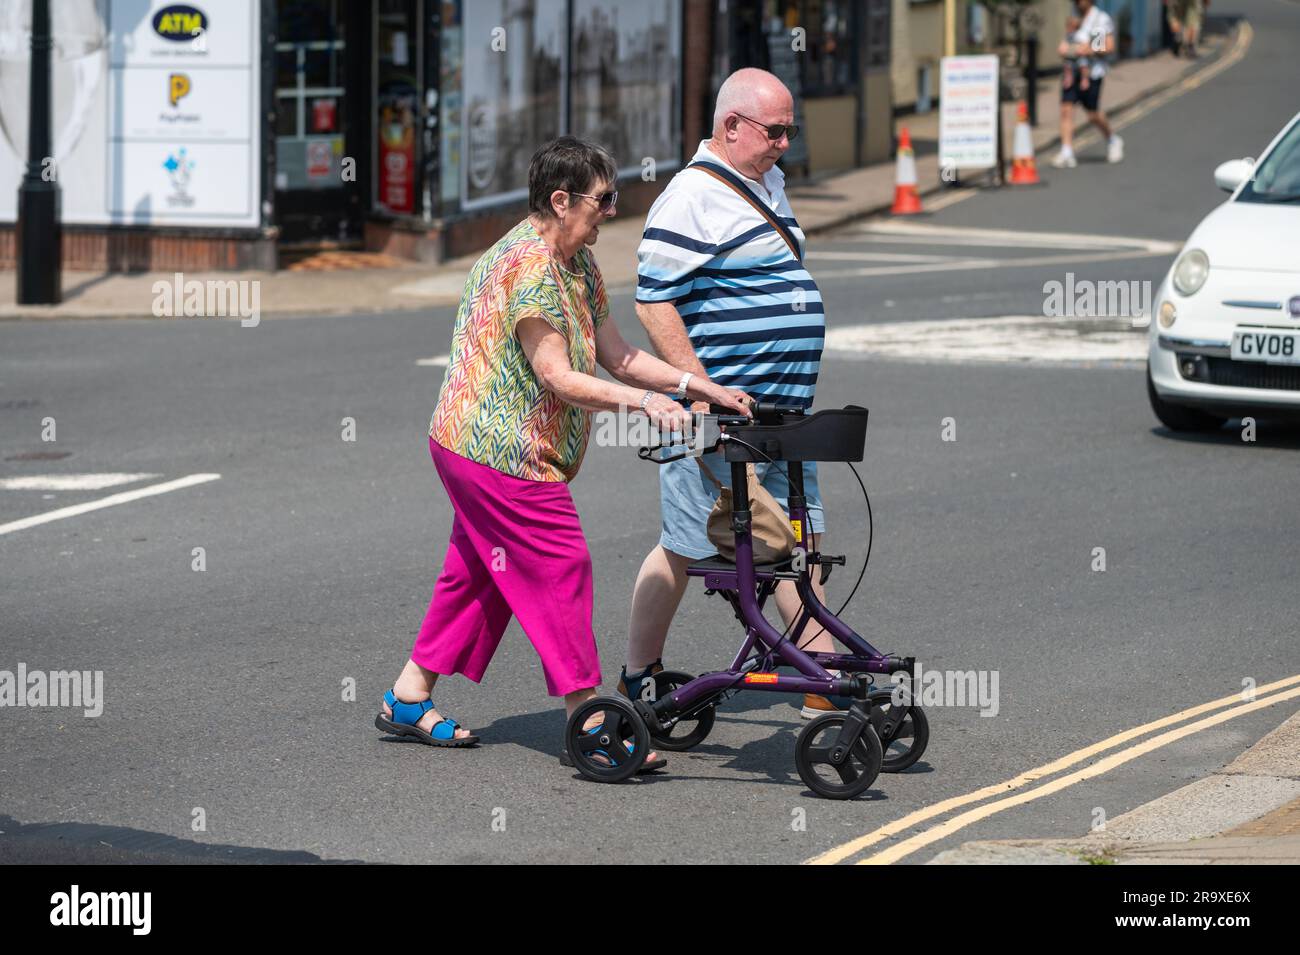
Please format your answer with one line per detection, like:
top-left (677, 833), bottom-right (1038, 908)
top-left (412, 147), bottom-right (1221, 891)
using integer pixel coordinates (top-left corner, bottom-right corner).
top-left (430, 218), bottom-right (609, 483)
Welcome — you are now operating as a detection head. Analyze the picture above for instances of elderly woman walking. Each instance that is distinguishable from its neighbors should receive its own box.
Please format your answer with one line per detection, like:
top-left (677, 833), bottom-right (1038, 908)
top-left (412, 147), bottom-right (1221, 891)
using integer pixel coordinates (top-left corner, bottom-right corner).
top-left (376, 137), bottom-right (750, 766)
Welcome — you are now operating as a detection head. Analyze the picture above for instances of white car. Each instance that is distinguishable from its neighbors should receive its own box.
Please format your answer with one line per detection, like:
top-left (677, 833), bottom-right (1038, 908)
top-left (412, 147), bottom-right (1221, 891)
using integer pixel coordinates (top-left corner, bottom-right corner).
top-left (1147, 111), bottom-right (1300, 430)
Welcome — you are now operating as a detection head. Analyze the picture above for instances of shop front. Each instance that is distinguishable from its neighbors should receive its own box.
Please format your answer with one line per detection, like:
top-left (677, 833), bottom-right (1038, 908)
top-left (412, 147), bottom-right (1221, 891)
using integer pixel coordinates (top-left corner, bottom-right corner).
top-left (0, 1), bottom-right (773, 271)
top-left (362, 0), bottom-right (687, 262)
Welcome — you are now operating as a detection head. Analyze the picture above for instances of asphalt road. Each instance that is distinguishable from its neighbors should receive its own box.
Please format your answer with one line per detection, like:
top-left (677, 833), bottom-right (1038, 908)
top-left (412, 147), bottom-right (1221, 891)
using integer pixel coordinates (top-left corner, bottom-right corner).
top-left (2, 0), bottom-right (1298, 865)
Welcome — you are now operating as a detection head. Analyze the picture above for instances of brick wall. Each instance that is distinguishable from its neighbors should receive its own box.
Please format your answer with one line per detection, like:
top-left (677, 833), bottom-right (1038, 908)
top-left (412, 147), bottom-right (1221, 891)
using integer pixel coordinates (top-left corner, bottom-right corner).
top-left (0, 226), bottom-right (277, 272)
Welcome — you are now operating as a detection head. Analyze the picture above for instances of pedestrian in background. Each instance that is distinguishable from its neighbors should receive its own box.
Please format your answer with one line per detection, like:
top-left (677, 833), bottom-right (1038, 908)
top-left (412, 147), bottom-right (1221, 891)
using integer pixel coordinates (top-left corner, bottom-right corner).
top-left (1169, 0), bottom-right (1209, 57)
top-left (1052, 0), bottom-right (1125, 168)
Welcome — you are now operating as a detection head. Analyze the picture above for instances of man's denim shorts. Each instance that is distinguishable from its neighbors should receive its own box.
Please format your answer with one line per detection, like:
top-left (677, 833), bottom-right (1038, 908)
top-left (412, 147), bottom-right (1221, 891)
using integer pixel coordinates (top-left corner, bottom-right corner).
top-left (658, 449), bottom-right (826, 560)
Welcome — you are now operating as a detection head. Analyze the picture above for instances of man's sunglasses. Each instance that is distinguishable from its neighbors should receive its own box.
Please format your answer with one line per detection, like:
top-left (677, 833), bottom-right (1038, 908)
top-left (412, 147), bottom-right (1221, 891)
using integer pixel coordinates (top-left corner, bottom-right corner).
top-left (736, 113), bottom-right (800, 142)
top-left (569, 190), bottom-right (619, 213)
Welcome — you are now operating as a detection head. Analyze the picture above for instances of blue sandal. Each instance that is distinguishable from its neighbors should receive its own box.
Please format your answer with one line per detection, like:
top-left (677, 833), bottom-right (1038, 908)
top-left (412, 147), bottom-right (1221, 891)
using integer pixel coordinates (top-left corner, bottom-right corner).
top-left (375, 689), bottom-right (478, 747)
top-left (616, 658), bottom-right (663, 703)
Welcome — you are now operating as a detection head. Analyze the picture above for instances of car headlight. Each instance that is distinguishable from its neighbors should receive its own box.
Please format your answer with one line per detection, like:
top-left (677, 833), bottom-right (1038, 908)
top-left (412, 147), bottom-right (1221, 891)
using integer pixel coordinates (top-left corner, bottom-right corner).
top-left (1172, 249), bottom-right (1209, 296)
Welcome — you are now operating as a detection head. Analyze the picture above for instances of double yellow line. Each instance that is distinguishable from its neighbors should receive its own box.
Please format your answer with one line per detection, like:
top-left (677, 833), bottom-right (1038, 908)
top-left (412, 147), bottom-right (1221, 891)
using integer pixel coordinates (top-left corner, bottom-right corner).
top-left (806, 674), bottom-right (1300, 865)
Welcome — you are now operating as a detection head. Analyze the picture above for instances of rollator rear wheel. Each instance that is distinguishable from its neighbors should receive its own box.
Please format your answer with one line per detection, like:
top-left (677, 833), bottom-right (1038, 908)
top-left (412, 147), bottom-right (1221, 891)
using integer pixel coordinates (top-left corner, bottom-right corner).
top-left (794, 714), bottom-right (883, 800)
top-left (644, 670), bottom-right (716, 751)
top-left (564, 697), bottom-right (649, 783)
top-left (867, 689), bottom-right (930, 773)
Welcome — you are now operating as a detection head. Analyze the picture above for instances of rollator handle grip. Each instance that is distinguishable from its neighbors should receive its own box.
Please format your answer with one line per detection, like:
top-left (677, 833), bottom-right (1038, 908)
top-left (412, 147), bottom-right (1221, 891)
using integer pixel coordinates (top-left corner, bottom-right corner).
top-left (709, 402), bottom-right (806, 424)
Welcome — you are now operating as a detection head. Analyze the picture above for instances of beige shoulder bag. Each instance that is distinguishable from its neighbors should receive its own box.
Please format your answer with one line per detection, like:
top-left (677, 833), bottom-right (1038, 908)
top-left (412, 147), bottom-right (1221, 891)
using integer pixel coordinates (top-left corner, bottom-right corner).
top-left (695, 457), bottom-right (796, 564)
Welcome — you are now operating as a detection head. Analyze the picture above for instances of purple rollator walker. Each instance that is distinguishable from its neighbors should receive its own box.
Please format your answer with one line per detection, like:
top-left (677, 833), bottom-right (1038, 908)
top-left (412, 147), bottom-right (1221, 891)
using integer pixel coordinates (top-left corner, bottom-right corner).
top-left (563, 403), bottom-right (929, 799)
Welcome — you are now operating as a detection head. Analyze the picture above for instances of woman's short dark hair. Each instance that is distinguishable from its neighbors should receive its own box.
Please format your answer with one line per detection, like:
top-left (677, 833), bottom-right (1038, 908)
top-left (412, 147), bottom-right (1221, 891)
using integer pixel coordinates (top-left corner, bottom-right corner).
top-left (527, 136), bottom-right (618, 219)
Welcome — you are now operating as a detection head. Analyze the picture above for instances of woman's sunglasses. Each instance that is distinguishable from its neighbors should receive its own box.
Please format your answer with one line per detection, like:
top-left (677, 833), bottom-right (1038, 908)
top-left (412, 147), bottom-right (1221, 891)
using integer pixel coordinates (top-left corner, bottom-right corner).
top-left (569, 190), bottom-right (619, 213)
top-left (736, 113), bottom-right (800, 142)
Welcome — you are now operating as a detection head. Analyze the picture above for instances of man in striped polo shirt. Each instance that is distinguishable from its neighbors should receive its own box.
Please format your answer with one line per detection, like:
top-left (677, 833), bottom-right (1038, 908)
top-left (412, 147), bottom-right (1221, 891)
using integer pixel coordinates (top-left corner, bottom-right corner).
top-left (621, 68), bottom-right (840, 720)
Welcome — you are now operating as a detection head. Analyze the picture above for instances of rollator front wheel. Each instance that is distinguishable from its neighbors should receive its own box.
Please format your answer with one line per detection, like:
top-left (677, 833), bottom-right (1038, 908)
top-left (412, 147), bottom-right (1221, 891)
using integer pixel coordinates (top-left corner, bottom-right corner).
top-left (564, 696), bottom-right (649, 783)
top-left (867, 689), bottom-right (930, 773)
top-left (794, 714), bottom-right (883, 800)
top-left (644, 670), bottom-right (716, 751)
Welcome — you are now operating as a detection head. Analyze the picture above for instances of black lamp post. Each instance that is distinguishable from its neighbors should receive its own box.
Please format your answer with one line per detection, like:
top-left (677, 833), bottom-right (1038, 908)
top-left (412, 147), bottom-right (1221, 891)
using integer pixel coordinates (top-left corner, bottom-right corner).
top-left (16, 0), bottom-right (61, 305)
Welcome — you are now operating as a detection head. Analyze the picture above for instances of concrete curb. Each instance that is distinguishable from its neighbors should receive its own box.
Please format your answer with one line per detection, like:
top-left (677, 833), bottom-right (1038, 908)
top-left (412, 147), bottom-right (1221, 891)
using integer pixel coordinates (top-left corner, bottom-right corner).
top-left (929, 707), bottom-right (1300, 865)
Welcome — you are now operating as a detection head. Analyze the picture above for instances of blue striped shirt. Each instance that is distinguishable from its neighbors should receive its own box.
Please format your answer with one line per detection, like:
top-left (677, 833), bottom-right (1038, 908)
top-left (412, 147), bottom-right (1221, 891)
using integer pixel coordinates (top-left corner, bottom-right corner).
top-left (636, 141), bottom-right (823, 408)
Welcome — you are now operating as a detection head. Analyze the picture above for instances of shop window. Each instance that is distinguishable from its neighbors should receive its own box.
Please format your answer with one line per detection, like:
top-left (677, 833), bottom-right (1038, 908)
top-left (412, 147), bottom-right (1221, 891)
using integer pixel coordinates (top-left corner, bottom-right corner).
top-left (790, 0), bottom-right (858, 97)
top-left (458, 0), bottom-right (567, 210)
top-left (569, 0), bottom-right (682, 178)
top-left (275, 0), bottom-right (346, 191)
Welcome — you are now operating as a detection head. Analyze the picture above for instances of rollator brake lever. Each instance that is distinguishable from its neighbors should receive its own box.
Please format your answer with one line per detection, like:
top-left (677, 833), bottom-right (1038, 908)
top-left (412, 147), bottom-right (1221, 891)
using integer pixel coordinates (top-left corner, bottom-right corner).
top-left (637, 445), bottom-right (693, 464)
top-left (637, 413), bottom-right (725, 464)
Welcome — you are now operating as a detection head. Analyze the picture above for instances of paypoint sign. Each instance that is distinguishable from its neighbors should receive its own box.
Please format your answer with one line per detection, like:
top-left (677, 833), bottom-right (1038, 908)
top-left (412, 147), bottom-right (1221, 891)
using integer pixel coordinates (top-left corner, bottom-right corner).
top-left (153, 5), bottom-right (208, 42)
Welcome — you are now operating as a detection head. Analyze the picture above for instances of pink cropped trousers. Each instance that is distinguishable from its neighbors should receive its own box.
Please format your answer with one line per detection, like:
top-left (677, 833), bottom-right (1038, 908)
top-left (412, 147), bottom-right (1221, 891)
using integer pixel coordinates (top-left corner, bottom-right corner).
top-left (410, 437), bottom-right (601, 697)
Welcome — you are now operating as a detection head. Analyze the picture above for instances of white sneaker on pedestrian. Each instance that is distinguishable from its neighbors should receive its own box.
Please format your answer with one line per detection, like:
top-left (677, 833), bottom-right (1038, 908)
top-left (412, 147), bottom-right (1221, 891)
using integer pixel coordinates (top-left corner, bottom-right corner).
top-left (1107, 136), bottom-right (1125, 163)
top-left (1051, 150), bottom-right (1077, 169)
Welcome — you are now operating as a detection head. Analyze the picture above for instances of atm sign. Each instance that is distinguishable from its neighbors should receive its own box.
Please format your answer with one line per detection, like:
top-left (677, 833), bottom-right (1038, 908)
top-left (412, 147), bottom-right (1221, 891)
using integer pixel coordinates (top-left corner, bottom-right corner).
top-left (153, 5), bottom-right (208, 42)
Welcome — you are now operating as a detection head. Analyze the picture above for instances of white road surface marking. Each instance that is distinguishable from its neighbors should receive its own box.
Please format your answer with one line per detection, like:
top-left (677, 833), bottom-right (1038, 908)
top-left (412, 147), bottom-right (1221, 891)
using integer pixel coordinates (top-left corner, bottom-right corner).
top-left (809, 223), bottom-right (1181, 280)
top-left (847, 221), bottom-right (1181, 254)
top-left (806, 250), bottom-right (963, 263)
top-left (825, 315), bottom-right (1148, 365)
top-left (416, 355), bottom-right (450, 366)
top-left (0, 473), bottom-right (161, 492)
top-left (0, 473), bottom-right (222, 537)
top-left (812, 247), bottom-right (1170, 281)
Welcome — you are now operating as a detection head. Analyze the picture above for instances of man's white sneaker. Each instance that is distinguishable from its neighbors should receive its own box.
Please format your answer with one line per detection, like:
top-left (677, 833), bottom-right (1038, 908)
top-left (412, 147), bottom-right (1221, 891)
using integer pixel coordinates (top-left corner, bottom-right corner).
top-left (1051, 151), bottom-right (1077, 169)
top-left (1108, 136), bottom-right (1125, 163)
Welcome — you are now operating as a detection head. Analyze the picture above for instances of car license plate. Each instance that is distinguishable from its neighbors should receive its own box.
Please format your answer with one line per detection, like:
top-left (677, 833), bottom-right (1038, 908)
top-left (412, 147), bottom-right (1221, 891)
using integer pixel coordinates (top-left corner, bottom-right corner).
top-left (1230, 328), bottom-right (1300, 364)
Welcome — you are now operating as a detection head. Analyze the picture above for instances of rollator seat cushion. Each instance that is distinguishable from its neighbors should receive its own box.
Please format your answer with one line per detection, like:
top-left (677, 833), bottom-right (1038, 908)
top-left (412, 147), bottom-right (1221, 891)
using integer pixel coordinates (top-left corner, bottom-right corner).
top-left (686, 554), bottom-right (801, 580)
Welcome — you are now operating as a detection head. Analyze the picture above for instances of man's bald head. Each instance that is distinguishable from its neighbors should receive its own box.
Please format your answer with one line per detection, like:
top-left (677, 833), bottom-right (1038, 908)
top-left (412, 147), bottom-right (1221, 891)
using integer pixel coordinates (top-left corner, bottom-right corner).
top-left (709, 68), bottom-right (794, 180)
top-left (712, 68), bottom-right (793, 134)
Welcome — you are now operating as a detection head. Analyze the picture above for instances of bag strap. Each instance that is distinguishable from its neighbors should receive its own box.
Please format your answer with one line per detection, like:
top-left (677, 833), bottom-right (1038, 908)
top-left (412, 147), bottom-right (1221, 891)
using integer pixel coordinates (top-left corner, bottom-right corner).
top-left (686, 160), bottom-right (802, 263)
top-left (697, 456), bottom-right (758, 493)
top-left (695, 456), bottom-right (724, 491)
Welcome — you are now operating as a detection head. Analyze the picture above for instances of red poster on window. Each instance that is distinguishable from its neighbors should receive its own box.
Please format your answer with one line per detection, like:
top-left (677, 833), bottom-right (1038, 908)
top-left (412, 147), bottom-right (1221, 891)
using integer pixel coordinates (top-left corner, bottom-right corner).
top-left (307, 140), bottom-right (333, 180)
top-left (312, 98), bottom-right (337, 133)
top-left (377, 96), bottom-right (416, 214)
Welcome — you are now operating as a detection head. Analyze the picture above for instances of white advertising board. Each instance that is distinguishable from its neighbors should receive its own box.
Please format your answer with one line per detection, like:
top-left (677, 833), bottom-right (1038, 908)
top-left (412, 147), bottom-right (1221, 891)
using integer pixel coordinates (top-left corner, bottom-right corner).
top-left (938, 55), bottom-right (1000, 171)
top-left (0, 0), bottom-right (261, 228)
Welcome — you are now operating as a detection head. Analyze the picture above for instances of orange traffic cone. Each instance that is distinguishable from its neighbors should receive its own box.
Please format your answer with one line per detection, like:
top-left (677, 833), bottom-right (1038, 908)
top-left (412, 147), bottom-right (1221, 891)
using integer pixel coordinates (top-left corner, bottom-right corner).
top-left (891, 126), bottom-right (923, 215)
top-left (1009, 101), bottom-right (1040, 185)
